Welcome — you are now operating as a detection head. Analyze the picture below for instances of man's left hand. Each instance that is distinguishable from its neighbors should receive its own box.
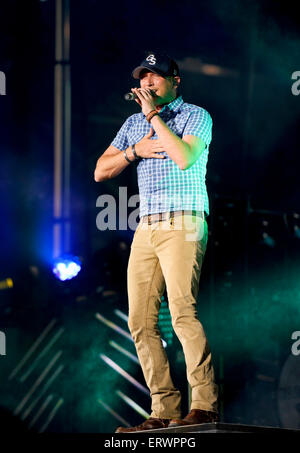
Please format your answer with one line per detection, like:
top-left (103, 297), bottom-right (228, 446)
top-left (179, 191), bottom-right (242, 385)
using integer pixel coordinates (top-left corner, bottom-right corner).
top-left (131, 88), bottom-right (156, 116)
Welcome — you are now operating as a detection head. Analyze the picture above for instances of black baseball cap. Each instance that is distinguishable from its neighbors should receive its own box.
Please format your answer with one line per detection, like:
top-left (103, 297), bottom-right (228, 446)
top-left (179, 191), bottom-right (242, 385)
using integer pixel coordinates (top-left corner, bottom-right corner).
top-left (132, 51), bottom-right (180, 79)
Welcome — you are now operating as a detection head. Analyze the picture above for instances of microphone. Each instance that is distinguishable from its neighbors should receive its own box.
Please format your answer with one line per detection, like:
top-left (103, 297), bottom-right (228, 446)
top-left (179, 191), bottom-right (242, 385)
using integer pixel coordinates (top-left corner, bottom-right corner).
top-left (124, 90), bottom-right (157, 101)
top-left (124, 92), bottom-right (137, 101)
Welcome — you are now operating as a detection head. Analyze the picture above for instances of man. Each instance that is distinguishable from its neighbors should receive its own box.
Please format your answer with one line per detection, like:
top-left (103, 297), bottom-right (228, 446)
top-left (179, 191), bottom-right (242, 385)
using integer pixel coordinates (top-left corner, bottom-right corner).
top-left (94, 51), bottom-right (219, 432)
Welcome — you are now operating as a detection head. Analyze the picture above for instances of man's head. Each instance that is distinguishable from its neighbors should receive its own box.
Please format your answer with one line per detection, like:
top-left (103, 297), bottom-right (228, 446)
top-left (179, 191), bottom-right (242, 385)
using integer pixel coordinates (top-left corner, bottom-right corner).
top-left (132, 51), bottom-right (181, 106)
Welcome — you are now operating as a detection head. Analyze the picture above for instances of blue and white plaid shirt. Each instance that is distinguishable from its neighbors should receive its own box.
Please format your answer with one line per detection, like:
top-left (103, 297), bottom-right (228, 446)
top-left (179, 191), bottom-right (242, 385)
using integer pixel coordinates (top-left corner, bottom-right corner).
top-left (111, 95), bottom-right (212, 217)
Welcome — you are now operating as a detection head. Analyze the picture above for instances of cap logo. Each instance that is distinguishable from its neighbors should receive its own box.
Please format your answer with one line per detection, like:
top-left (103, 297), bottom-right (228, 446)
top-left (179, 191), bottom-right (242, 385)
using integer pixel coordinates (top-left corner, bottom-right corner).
top-left (146, 54), bottom-right (156, 65)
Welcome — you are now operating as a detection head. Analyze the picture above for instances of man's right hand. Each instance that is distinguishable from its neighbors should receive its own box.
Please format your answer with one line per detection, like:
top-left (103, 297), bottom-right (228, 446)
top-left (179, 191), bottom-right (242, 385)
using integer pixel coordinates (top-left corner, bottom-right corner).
top-left (94, 129), bottom-right (165, 183)
top-left (135, 128), bottom-right (165, 159)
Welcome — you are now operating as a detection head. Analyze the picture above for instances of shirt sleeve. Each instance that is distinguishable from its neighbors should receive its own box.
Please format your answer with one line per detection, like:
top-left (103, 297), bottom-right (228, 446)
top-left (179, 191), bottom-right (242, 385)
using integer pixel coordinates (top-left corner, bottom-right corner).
top-left (110, 117), bottom-right (131, 151)
top-left (182, 108), bottom-right (213, 147)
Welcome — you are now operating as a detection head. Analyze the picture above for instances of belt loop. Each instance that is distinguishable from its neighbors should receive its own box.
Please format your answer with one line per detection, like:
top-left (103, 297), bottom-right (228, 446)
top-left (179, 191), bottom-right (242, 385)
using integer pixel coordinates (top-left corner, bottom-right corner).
top-left (170, 211), bottom-right (174, 226)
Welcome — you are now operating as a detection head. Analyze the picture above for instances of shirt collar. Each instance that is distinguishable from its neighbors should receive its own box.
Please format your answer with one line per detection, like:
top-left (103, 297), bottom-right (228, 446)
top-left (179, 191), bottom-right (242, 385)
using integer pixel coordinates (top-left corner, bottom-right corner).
top-left (159, 95), bottom-right (183, 114)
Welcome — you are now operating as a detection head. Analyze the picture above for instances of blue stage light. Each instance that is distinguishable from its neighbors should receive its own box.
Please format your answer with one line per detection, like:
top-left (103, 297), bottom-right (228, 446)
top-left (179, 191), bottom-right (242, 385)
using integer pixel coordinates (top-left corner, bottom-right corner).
top-left (262, 232), bottom-right (276, 248)
top-left (52, 255), bottom-right (82, 281)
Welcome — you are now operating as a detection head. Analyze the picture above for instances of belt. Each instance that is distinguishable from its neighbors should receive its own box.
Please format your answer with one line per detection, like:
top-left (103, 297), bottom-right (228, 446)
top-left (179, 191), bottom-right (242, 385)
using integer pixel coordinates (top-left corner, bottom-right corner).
top-left (141, 210), bottom-right (204, 225)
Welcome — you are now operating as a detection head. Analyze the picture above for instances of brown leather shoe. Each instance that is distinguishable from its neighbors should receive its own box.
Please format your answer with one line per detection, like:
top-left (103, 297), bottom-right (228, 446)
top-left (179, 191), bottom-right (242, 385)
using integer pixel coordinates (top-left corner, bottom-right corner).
top-left (115, 417), bottom-right (171, 433)
top-left (169, 409), bottom-right (219, 427)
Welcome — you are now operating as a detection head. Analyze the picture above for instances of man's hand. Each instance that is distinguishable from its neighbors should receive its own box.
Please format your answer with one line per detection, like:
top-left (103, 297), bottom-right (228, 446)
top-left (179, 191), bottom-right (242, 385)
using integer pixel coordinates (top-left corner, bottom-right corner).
top-left (135, 128), bottom-right (165, 159)
top-left (131, 87), bottom-right (156, 116)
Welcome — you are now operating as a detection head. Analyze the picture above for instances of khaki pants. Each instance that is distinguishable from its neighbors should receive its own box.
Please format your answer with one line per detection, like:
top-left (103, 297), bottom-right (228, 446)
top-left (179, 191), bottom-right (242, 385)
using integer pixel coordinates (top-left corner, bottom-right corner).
top-left (127, 214), bottom-right (218, 419)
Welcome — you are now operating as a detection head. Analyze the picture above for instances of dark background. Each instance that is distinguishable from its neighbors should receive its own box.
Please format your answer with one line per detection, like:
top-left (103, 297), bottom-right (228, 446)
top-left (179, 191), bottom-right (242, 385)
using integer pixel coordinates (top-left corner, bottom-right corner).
top-left (0, 0), bottom-right (300, 433)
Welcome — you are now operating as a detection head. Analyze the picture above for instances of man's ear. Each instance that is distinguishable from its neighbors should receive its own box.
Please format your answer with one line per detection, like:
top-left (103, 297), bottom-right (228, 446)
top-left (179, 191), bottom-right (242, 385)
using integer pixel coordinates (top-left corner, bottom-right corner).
top-left (173, 76), bottom-right (181, 88)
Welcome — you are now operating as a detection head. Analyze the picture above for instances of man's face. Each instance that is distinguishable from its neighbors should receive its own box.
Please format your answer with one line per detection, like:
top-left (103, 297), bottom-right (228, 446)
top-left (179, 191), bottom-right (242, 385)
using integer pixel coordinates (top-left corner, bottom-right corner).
top-left (139, 70), bottom-right (180, 106)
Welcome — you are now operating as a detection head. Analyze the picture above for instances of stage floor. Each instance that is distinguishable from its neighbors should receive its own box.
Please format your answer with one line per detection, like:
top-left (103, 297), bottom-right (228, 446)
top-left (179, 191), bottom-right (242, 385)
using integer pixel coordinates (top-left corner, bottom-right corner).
top-left (132, 422), bottom-right (300, 434)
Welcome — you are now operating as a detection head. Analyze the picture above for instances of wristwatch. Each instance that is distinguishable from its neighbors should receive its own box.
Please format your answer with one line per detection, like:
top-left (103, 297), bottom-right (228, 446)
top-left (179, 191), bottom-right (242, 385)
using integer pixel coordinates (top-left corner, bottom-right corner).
top-left (123, 149), bottom-right (134, 163)
top-left (131, 144), bottom-right (140, 160)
